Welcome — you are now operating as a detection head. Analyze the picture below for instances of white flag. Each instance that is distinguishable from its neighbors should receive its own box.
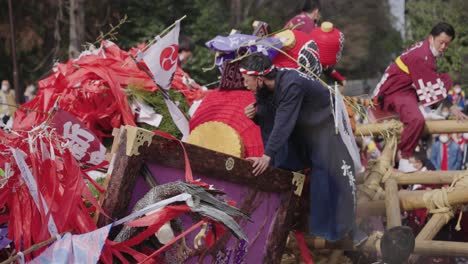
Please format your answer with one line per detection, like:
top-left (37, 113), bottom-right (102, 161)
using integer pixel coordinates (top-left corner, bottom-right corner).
top-left (142, 21), bottom-right (180, 89)
top-left (164, 98), bottom-right (189, 141)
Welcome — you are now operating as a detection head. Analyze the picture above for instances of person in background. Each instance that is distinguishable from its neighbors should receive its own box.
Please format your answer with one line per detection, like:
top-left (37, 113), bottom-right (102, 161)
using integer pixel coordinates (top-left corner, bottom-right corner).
top-left (372, 226), bottom-right (415, 264)
top-left (459, 133), bottom-right (468, 170)
top-left (439, 104), bottom-right (452, 120)
top-left (284, 0), bottom-right (321, 34)
top-left (448, 81), bottom-right (465, 111)
top-left (24, 84), bottom-right (37, 102)
top-left (178, 35), bottom-right (195, 66)
top-left (0, 80), bottom-right (16, 126)
top-left (371, 22), bottom-right (467, 168)
top-left (430, 133), bottom-right (462, 171)
top-left (171, 35), bottom-right (207, 109)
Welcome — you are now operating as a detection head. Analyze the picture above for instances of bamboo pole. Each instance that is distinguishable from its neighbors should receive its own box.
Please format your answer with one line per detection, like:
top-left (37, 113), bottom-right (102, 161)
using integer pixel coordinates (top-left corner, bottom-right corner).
top-left (415, 240), bottom-right (468, 257)
top-left (415, 213), bottom-right (451, 241)
top-left (305, 235), bottom-right (468, 257)
top-left (0, 230), bottom-right (71, 264)
top-left (355, 120), bottom-right (468, 136)
top-left (357, 188), bottom-right (468, 216)
top-left (357, 136), bottom-right (395, 203)
top-left (384, 178), bottom-right (401, 228)
top-left (410, 213), bottom-right (453, 263)
top-left (393, 170), bottom-right (461, 185)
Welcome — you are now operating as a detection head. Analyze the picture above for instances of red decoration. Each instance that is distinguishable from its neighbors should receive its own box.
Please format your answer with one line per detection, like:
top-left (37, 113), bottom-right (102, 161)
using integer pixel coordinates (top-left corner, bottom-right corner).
top-left (310, 24), bottom-right (344, 68)
top-left (160, 44), bottom-right (179, 71)
top-left (0, 128), bottom-right (105, 260)
top-left (190, 90), bottom-right (264, 157)
top-left (171, 66), bottom-right (208, 105)
top-left (272, 30), bottom-right (312, 69)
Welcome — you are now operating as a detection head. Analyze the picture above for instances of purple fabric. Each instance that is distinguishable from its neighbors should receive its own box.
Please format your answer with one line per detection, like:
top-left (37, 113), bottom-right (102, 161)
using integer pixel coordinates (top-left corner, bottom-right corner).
top-left (205, 34), bottom-right (281, 53)
top-left (0, 227), bottom-right (11, 249)
top-left (130, 163), bottom-right (282, 264)
top-left (205, 33), bottom-right (283, 74)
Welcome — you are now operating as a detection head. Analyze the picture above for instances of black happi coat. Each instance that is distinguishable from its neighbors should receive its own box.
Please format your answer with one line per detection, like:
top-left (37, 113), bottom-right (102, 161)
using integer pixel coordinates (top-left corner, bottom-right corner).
top-left (256, 69), bottom-right (356, 241)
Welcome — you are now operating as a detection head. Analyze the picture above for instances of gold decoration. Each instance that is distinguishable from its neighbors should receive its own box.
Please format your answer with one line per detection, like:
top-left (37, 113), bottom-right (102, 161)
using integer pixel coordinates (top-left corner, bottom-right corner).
top-left (225, 157), bottom-right (235, 171)
top-left (187, 121), bottom-right (244, 158)
top-left (292, 172), bottom-right (306, 196)
top-left (321, 21), bottom-right (334, 33)
top-left (274, 30), bottom-right (296, 51)
top-left (125, 125), bottom-right (154, 156)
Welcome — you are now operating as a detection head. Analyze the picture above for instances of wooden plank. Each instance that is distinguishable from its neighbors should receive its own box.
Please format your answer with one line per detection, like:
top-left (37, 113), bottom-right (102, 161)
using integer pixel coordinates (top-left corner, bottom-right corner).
top-left (264, 188), bottom-right (303, 263)
top-left (97, 127), bottom-right (148, 227)
top-left (148, 134), bottom-right (295, 193)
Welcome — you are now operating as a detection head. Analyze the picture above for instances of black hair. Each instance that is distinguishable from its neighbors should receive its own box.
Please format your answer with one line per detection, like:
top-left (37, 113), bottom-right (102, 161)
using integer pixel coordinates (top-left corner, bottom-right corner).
top-left (381, 226), bottom-right (415, 264)
top-left (453, 80), bottom-right (461, 86)
top-left (302, 0), bottom-right (321, 13)
top-left (412, 151), bottom-right (427, 164)
top-left (179, 35), bottom-right (195, 53)
top-left (239, 53), bottom-right (277, 80)
top-left (430, 22), bottom-right (455, 40)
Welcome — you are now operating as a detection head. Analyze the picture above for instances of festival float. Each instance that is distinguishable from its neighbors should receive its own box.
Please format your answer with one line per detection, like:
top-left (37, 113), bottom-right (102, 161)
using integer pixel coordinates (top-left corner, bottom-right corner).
top-left (1, 17), bottom-right (468, 264)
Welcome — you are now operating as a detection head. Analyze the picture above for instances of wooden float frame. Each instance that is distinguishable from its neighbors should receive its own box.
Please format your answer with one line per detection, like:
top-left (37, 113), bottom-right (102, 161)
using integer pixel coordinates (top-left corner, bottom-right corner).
top-left (97, 125), bottom-right (305, 264)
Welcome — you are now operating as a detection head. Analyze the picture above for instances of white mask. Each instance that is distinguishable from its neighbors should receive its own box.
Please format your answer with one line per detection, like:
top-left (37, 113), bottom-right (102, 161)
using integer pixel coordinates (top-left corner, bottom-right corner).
top-left (439, 135), bottom-right (449, 143)
top-left (442, 111), bottom-right (449, 118)
top-left (430, 45), bottom-right (441, 57)
top-left (455, 87), bottom-right (462, 94)
top-left (430, 37), bottom-right (442, 57)
top-left (179, 54), bottom-right (186, 63)
top-left (463, 133), bottom-right (468, 140)
top-left (1, 85), bottom-right (8, 92)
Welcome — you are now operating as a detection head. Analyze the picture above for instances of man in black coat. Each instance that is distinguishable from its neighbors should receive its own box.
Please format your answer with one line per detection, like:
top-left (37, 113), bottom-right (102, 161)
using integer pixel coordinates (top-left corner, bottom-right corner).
top-left (240, 53), bottom-right (358, 242)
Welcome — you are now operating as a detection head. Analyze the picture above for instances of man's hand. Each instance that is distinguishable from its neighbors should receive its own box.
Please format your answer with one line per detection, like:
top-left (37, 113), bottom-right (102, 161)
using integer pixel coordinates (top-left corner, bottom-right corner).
top-left (450, 105), bottom-right (468, 121)
top-left (244, 103), bottom-right (256, 119)
top-left (246, 154), bottom-right (271, 176)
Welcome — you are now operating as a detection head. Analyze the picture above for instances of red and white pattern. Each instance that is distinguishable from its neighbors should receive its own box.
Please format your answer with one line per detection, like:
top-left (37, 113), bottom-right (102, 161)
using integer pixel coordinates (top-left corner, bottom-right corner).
top-left (239, 65), bottom-right (275, 76)
top-left (415, 78), bottom-right (447, 106)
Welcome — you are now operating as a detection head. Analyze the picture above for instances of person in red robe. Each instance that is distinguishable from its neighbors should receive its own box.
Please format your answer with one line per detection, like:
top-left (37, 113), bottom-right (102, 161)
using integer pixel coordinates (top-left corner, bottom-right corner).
top-left (283, 0), bottom-right (321, 34)
top-left (371, 22), bottom-right (467, 163)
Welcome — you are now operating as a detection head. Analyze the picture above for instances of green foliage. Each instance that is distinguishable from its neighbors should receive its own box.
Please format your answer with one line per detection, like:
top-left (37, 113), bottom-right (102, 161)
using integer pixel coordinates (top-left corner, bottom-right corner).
top-left (88, 176), bottom-right (106, 200)
top-left (321, 0), bottom-right (403, 79)
top-left (128, 85), bottom-right (189, 138)
top-left (405, 0), bottom-right (468, 84)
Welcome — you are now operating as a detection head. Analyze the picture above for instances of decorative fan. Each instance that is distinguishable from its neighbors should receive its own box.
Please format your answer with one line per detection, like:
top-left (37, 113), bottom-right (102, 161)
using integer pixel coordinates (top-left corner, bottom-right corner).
top-left (190, 90), bottom-right (264, 158)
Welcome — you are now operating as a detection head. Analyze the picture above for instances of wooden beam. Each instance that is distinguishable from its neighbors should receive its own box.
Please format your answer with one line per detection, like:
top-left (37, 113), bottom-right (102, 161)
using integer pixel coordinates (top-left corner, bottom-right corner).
top-left (355, 120), bottom-right (468, 136)
top-left (306, 235), bottom-right (468, 257)
top-left (415, 213), bottom-right (450, 241)
top-left (393, 170), bottom-right (461, 185)
top-left (148, 133), bottom-right (296, 193)
top-left (97, 127), bottom-right (148, 227)
top-left (384, 178), bottom-right (401, 228)
top-left (410, 213), bottom-right (453, 263)
top-left (415, 240), bottom-right (468, 257)
top-left (357, 188), bottom-right (468, 216)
